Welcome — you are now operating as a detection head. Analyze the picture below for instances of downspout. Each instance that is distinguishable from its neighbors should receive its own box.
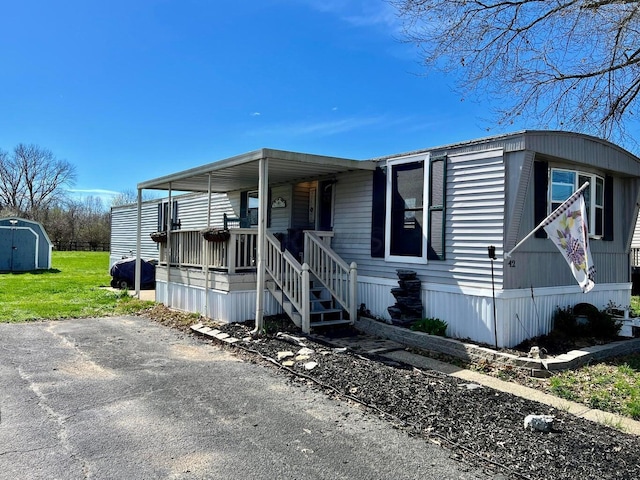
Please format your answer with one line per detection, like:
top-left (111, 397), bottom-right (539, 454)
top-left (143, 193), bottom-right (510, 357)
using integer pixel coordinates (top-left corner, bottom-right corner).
top-left (166, 183), bottom-right (172, 307)
top-left (204, 173), bottom-right (212, 318)
top-left (135, 188), bottom-right (142, 298)
top-left (251, 157), bottom-right (269, 335)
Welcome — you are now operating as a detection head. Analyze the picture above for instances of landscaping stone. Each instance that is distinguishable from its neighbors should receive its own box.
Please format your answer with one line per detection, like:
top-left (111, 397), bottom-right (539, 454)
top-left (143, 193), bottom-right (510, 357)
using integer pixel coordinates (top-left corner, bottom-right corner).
top-left (387, 269), bottom-right (423, 327)
top-left (524, 414), bottom-right (555, 432)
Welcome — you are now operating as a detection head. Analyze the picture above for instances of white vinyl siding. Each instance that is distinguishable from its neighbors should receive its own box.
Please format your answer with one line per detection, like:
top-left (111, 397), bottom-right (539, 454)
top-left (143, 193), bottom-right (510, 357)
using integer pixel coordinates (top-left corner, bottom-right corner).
top-left (110, 192), bottom-right (235, 267)
top-left (332, 149), bottom-right (505, 289)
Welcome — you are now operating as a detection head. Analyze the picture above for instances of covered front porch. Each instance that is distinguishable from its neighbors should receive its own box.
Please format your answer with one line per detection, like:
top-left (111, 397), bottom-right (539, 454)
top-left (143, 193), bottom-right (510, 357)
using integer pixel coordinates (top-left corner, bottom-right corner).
top-left (134, 148), bottom-right (376, 332)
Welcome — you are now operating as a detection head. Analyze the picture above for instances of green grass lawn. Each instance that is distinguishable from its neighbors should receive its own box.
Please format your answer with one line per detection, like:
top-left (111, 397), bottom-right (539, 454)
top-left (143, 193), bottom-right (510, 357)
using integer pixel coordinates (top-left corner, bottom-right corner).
top-left (0, 251), bottom-right (154, 322)
top-left (548, 354), bottom-right (640, 421)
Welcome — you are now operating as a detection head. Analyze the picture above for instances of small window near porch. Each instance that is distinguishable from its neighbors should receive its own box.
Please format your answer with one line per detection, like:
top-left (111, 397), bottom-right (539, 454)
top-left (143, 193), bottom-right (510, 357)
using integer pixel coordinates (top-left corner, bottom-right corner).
top-left (157, 201), bottom-right (179, 231)
top-left (247, 191), bottom-right (259, 226)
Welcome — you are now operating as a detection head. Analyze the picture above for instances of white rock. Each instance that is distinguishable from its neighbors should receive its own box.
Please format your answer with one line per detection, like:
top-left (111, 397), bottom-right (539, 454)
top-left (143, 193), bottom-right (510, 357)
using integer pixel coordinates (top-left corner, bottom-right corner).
top-left (297, 347), bottom-right (315, 356)
top-left (524, 414), bottom-right (555, 432)
top-left (303, 361), bottom-right (318, 370)
top-left (277, 351), bottom-right (294, 360)
top-left (460, 383), bottom-right (483, 390)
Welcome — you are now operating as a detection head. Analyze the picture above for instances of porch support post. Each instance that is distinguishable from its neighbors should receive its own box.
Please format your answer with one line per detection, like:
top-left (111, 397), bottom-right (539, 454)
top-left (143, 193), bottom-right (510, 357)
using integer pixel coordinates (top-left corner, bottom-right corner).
top-left (349, 262), bottom-right (358, 324)
top-left (134, 188), bottom-right (142, 298)
top-left (204, 173), bottom-right (212, 318)
top-left (252, 157), bottom-right (269, 334)
top-left (166, 183), bottom-right (172, 307)
top-left (301, 264), bottom-right (310, 333)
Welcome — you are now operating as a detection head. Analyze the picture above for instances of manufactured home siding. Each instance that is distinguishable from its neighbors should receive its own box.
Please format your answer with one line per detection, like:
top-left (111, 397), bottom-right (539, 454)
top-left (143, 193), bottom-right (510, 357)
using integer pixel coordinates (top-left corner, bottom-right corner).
top-left (170, 192), bottom-right (234, 229)
top-left (633, 216), bottom-right (640, 249)
top-left (110, 192), bottom-right (234, 266)
top-left (332, 150), bottom-right (505, 290)
top-left (445, 149), bottom-right (505, 287)
top-left (331, 170), bottom-right (374, 270)
top-left (110, 201), bottom-right (160, 265)
top-left (269, 185), bottom-right (292, 233)
top-left (503, 160), bottom-right (635, 289)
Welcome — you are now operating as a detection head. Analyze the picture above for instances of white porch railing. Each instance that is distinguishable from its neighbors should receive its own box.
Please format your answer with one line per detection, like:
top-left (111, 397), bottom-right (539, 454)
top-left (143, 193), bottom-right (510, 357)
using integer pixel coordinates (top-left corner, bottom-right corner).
top-left (159, 228), bottom-right (258, 272)
top-left (157, 228), bottom-right (356, 332)
top-left (632, 248), bottom-right (640, 267)
top-left (304, 231), bottom-right (357, 323)
top-left (265, 231), bottom-right (310, 332)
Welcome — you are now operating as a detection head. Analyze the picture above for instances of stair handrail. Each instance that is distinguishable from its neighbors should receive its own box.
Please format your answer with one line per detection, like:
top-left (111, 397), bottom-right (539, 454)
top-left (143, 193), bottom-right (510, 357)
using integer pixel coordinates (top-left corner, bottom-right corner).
top-left (304, 231), bottom-right (357, 323)
top-left (265, 231), bottom-right (310, 332)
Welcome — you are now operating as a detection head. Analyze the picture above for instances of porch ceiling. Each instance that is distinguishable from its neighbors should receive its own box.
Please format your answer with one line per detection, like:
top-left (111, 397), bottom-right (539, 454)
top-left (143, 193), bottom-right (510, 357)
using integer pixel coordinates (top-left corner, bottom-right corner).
top-left (138, 148), bottom-right (377, 193)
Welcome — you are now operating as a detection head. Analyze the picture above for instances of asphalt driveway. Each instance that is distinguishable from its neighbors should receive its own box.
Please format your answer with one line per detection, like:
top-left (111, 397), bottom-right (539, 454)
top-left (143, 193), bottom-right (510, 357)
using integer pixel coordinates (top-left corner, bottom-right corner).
top-left (0, 316), bottom-right (491, 479)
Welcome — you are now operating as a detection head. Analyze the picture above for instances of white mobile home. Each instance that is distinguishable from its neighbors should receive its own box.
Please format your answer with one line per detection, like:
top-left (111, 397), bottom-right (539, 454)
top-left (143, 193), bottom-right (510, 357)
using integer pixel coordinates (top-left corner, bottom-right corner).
top-left (110, 192), bottom-right (235, 268)
top-left (118, 131), bottom-right (640, 347)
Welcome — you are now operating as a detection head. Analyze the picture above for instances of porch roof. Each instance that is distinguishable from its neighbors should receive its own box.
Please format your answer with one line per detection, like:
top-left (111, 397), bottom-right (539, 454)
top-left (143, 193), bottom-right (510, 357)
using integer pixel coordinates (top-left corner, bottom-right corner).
top-left (138, 148), bottom-right (377, 193)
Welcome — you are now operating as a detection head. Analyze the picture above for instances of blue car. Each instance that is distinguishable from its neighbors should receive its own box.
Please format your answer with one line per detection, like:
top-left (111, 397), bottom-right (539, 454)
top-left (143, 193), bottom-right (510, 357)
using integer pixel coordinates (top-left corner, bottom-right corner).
top-left (110, 257), bottom-right (156, 290)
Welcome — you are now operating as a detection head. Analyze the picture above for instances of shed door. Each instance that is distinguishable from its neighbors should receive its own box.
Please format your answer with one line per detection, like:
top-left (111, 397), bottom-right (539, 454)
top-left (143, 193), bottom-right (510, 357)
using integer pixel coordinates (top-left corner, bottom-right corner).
top-left (0, 227), bottom-right (37, 271)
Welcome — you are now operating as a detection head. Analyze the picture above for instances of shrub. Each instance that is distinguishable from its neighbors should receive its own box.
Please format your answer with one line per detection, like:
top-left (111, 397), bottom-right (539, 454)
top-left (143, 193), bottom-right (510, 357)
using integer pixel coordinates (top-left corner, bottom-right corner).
top-left (587, 309), bottom-right (622, 339)
top-left (410, 317), bottom-right (448, 336)
top-left (552, 304), bottom-right (622, 339)
top-left (553, 306), bottom-right (580, 336)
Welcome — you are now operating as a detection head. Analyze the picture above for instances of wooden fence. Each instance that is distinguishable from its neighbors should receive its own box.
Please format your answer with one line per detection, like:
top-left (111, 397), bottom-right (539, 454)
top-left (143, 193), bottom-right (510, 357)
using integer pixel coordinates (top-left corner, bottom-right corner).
top-left (53, 241), bottom-right (110, 252)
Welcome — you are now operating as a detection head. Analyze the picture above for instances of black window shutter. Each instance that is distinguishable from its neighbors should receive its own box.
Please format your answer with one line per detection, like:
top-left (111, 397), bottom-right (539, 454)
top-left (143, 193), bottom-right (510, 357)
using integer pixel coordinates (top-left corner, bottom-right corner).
top-left (427, 156), bottom-right (446, 260)
top-left (240, 191), bottom-right (248, 228)
top-left (267, 188), bottom-right (272, 228)
top-left (157, 203), bottom-right (163, 231)
top-left (171, 201), bottom-right (179, 230)
top-left (534, 160), bottom-right (548, 238)
top-left (603, 174), bottom-right (614, 241)
top-left (371, 167), bottom-right (386, 258)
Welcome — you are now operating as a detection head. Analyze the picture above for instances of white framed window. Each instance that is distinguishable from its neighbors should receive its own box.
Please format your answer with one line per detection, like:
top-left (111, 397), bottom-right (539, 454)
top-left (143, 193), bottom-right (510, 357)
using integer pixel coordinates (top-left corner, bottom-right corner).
top-left (247, 190), bottom-right (259, 226)
top-left (157, 200), bottom-right (179, 231)
top-left (550, 168), bottom-right (604, 237)
top-left (385, 155), bottom-right (429, 263)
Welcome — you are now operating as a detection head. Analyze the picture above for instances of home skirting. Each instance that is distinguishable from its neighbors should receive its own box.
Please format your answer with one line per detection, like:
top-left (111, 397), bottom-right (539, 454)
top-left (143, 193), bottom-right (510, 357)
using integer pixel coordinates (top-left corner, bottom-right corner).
top-left (357, 276), bottom-right (631, 348)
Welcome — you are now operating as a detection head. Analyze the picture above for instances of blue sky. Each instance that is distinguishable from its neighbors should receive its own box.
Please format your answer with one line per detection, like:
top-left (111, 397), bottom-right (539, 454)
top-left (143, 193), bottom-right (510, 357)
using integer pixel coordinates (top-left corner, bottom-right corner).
top-left (0, 0), bottom-right (526, 206)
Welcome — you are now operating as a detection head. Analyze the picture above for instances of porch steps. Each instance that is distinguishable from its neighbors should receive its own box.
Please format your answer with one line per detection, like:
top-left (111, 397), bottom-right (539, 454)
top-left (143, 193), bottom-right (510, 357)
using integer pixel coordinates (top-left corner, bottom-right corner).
top-left (266, 279), bottom-right (351, 330)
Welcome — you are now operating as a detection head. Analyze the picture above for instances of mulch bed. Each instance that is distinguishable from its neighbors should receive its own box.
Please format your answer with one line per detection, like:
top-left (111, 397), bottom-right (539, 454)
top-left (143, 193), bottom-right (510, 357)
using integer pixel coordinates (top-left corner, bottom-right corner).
top-left (141, 309), bottom-right (640, 480)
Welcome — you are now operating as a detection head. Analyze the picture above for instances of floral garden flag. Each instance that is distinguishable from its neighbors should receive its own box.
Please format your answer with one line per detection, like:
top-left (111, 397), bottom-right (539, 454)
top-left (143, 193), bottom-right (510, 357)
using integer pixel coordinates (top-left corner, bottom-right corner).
top-left (542, 189), bottom-right (595, 293)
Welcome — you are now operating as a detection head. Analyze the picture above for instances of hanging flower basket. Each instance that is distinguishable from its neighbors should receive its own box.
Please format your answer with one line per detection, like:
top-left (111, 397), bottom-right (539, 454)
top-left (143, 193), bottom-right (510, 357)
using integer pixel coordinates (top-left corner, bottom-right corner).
top-left (201, 228), bottom-right (230, 242)
top-left (150, 231), bottom-right (167, 243)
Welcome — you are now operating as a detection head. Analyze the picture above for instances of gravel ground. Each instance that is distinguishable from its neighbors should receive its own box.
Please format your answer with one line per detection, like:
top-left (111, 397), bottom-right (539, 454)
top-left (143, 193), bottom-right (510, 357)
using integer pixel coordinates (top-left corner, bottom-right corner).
top-left (142, 308), bottom-right (640, 480)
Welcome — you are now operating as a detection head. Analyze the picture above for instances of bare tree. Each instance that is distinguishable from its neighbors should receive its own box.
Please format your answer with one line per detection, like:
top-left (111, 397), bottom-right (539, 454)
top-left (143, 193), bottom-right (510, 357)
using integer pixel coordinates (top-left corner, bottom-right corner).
top-left (0, 144), bottom-right (76, 219)
top-left (390, 0), bottom-right (640, 142)
top-left (111, 189), bottom-right (158, 207)
top-left (76, 196), bottom-right (111, 249)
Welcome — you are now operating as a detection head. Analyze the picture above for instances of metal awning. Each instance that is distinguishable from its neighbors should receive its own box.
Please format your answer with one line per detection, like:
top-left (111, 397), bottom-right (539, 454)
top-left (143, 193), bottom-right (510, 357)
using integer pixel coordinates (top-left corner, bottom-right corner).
top-left (138, 148), bottom-right (377, 193)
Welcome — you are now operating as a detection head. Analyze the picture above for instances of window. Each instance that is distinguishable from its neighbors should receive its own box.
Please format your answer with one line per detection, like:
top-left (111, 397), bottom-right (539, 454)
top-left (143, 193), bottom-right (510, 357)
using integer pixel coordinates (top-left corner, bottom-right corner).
top-left (247, 191), bottom-right (259, 226)
top-left (550, 169), bottom-right (604, 237)
top-left (389, 160), bottom-right (425, 257)
top-left (381, 155), bottom-right (446, 261)
top-left (157, 200), bottom-right (179, 231)
top-left (240, 190), bottom-right (271, 228)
